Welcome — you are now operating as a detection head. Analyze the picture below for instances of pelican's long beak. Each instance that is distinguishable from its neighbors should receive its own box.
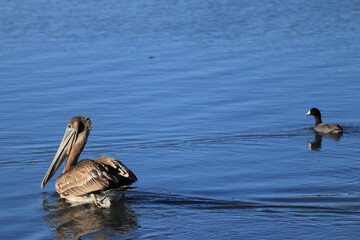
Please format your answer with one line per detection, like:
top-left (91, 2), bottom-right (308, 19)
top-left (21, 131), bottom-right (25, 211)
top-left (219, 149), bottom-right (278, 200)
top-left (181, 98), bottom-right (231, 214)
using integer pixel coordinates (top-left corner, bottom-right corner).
top-left (41, 127), bottom-right (77, 188)
top-left (305, 110), bottom-right (311, 116)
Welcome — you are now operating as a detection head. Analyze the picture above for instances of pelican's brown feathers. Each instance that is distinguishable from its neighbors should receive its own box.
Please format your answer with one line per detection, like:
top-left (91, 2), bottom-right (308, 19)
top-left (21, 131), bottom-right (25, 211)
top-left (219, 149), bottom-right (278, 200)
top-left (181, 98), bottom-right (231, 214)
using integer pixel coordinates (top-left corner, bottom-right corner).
top-left (56, 157), bottom-right (137, 197)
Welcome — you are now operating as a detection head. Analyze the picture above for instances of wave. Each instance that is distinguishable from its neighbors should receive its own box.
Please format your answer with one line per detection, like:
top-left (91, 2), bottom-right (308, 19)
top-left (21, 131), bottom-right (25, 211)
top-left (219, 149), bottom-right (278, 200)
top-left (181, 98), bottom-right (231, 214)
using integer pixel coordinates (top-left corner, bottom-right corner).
top-left (126, 190), bottom-right (360, 214)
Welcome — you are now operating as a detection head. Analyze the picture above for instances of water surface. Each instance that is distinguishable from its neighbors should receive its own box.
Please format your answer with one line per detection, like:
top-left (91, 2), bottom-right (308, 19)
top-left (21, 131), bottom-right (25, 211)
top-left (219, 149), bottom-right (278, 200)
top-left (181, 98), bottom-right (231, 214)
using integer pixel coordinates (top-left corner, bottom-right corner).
top-left (1, 0), bottom-right (360, 239)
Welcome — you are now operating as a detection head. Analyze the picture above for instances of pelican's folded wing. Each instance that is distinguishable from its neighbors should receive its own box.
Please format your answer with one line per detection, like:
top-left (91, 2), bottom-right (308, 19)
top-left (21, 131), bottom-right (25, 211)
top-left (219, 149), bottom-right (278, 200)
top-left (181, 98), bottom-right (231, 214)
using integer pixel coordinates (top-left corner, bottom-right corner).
top-left (96, 156), bottom-right (137, 186)
top-left (55, 159), bottom-right (117, 197)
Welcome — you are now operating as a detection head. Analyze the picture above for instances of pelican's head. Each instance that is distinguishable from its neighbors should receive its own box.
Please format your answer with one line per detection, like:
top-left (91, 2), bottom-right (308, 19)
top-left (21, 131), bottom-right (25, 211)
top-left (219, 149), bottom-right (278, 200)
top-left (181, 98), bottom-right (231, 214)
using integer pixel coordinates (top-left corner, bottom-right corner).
top-left (41, 116), bottom-right (92, 188)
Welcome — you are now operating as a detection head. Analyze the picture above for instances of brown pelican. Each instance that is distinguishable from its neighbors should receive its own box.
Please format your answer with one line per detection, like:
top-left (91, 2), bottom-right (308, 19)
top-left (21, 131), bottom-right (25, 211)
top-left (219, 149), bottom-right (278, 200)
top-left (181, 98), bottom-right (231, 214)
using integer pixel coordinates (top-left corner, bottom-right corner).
top-left (41, 116), bottom-right (137, 207)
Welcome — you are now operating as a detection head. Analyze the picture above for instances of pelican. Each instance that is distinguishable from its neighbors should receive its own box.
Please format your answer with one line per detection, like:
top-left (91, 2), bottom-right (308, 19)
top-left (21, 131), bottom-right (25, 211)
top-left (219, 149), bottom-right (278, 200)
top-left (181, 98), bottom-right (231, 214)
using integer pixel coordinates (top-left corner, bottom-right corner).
top-left (41, 116), bottom-right (137, 207)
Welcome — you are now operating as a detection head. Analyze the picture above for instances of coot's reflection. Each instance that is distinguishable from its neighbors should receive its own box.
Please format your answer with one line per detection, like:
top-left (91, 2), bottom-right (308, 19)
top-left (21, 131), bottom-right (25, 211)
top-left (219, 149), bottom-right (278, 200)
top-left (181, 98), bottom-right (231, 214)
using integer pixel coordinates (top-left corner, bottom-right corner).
top-left (307, 132), bottom-right (342, 151)
top-left (41, 193), bottom-right (138, 239)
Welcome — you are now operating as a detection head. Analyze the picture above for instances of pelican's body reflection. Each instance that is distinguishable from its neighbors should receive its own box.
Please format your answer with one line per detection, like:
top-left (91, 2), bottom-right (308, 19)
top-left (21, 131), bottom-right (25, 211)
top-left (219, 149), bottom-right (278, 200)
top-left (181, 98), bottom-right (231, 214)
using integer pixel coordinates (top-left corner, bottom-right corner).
top-left (42, 193), bottom-right (138, 239)
top-left (307, 132), bottom-right (342, 151)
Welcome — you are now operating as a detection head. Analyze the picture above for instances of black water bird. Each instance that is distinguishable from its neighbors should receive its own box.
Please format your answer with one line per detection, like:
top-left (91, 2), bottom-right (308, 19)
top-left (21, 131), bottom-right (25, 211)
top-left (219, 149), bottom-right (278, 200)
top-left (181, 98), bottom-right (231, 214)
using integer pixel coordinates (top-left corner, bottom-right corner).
top-left (305, 108), bottom-right (343, 134)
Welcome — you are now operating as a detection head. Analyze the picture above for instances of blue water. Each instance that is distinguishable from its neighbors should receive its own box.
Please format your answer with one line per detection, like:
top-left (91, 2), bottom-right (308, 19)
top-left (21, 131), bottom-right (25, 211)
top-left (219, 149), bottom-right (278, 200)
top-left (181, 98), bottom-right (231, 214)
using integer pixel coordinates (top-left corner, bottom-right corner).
top-left (1, 0), bottom-right (360, 239)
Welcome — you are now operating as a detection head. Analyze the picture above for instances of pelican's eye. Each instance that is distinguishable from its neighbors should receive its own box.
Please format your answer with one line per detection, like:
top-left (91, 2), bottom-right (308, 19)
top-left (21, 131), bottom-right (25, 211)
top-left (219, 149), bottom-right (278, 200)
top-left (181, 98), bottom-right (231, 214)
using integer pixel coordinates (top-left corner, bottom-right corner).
top-left (68, 124), bottom-right (71, 128)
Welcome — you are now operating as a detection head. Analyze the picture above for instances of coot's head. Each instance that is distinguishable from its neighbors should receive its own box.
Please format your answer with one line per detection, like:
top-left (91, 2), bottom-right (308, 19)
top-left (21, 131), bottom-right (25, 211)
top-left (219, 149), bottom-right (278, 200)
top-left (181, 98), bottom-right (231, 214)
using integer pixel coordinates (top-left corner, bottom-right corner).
top-left (305, 108), bottom-right (321, 117)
